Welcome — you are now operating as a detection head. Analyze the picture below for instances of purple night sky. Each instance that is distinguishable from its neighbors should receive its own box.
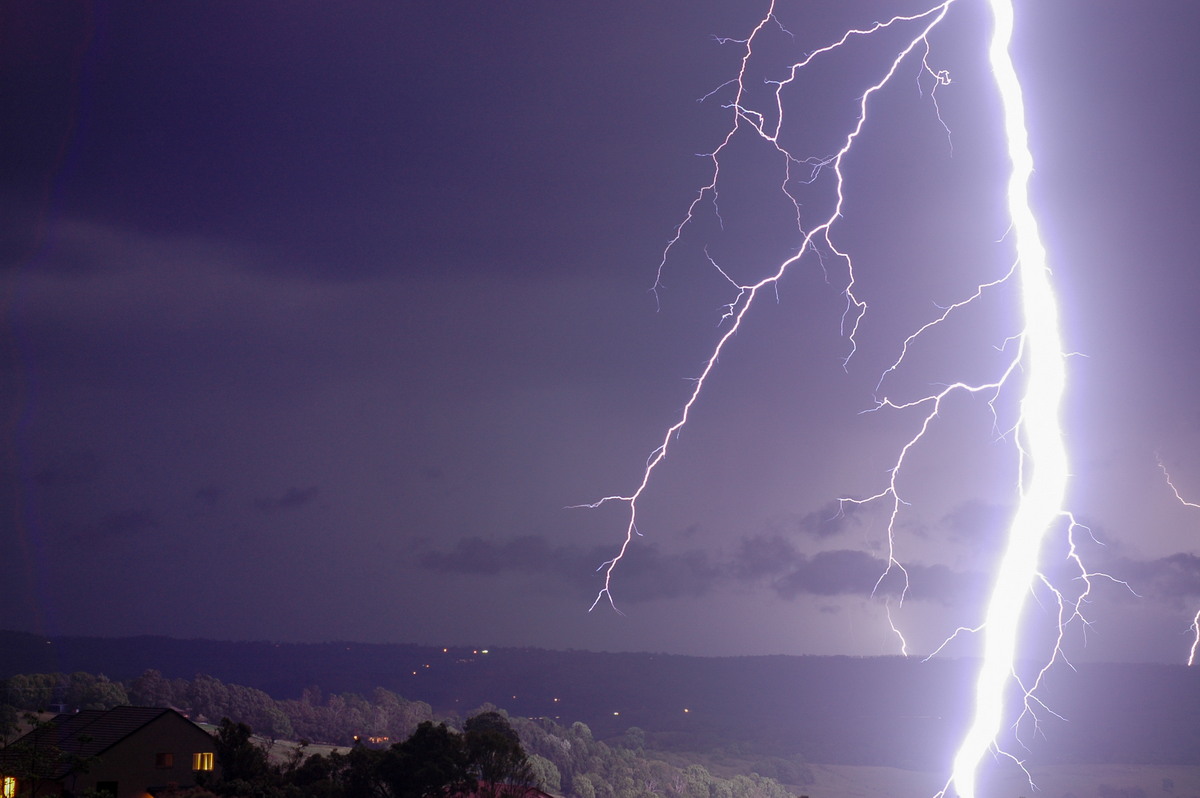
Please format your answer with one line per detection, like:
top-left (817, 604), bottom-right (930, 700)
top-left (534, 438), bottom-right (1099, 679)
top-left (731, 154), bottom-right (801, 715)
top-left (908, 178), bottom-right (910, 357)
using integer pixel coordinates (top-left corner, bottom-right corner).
top-left (4, 0), bottom-right (1200, 663)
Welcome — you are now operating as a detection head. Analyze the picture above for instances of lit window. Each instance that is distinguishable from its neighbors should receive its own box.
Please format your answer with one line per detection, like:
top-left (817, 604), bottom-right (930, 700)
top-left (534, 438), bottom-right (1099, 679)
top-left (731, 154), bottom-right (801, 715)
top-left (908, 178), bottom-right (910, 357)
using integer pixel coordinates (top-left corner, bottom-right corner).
top-left (156, 753), bottom-right (174, 768)
top-left (192, 752), bottom-right (214, 771)
top-left (2, 776), bottom-right (16, 798)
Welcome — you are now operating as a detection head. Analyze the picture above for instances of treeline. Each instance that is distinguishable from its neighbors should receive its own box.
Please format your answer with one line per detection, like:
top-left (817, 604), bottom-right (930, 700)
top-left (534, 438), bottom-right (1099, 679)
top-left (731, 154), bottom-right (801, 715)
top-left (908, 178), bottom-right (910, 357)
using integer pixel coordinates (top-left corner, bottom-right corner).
top-left (1, 705), bottom-right (540, 798)
top-left (0, 672), bottom-right (812, 798)
top-left (505, 714), bottom-right (805, 798)
top-left (0, 632), bottom-right (954, 766)
top-left (196, 711), bottom-right (540, 798)
top-left (192, 711), bottom-right (801, 798)
top-left (0, 670), bottom-right (434, 746)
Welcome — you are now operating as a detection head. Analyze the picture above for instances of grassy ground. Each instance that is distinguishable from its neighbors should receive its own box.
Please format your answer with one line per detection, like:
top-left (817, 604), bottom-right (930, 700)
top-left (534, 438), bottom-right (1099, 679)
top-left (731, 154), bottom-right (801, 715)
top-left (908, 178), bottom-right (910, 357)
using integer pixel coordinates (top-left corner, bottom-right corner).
top-left (193, 722), bottom-right (349, 765)
top-left (261, 736), bottom-right (349, 765)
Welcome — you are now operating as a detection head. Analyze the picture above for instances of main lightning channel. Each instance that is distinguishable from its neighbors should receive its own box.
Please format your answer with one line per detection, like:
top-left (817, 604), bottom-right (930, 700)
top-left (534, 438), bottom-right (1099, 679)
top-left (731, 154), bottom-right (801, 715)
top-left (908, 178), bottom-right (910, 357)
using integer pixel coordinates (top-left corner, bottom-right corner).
top-left (947, 1), bottom-right (1068, 796)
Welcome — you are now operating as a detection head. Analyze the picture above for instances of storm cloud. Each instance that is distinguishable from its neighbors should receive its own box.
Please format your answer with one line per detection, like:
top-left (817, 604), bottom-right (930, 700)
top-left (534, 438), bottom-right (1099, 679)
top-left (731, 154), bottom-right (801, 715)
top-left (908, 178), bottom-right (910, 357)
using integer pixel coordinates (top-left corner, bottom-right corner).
top-left (420, 528), bottom-right (986, 606)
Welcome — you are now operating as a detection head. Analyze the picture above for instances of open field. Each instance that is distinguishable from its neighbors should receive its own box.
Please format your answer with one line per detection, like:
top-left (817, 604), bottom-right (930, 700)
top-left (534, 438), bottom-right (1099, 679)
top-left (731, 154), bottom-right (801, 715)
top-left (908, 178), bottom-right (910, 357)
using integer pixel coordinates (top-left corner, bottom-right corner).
top-left (805, 763), bottom-right (1200, 798)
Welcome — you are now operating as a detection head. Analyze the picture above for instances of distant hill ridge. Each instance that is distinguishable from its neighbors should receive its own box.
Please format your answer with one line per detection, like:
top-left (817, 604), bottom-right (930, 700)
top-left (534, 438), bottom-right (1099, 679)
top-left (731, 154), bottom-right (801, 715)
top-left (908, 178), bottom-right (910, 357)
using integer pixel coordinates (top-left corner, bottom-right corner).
top-left (2, 630), bottom-right (1198, 768)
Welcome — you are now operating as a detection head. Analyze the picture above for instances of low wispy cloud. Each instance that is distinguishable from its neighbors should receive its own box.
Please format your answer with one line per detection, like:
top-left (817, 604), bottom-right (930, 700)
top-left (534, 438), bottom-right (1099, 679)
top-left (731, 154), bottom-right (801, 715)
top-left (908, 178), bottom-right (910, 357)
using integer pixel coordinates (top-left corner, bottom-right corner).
top-left (61, 509), bottom-right (160, 543)
top-left (1103, 552), bottom-right (1200, 602)
top-left (33, 450), bottom-right (101, 489)
top-left (420, 526), bottom-right (981, 606)
top-left (195, 484), bottom-right (225, 507)
top-left (416, 507), bottom-right (1200, 610)
top-left (796, 499), bottom-right (865, 539)
top-left (254, 486), bottom-right (320, 512)
top-left (419, 535), bottom-right (569, 577)
top-left (98, 509), bottom-right (159, 539)
top-left (418, 535), bottom-right (721, 602)
top-left (939, 499), bottom-right (1010, 543)
top-left (734, 535), bottom-right (985, 605)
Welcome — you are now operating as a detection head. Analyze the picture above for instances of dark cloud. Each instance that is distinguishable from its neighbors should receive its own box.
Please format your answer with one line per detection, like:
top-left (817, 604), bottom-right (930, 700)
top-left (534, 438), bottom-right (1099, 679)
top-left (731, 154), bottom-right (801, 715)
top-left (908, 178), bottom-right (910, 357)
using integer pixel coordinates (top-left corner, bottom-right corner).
top-left (1106, 553), bottom-right (1200, 602)
top-left (608, 543), bottom-right (724, 602)
top-left (746, 540), bottom-right (1200, 609)
top-left (419, 535), bottom-right (567, 577)
top-left (796, 499), bottom-right (864, 539)
top-left (98, 510), bottom-right (159, 539)
top-left (732, 534), bottom-right (801, 580)
top-left (772, 550), bottom-right (985, 605)
top-left (939, 500), bottom-right (1009, 543)
top-left (32, 451), bottom-right (100, 489)
top-left (418, 535), bottom-right (722, 602)
top-left (62, 510), bottom-right (159, 543)
top-left (731, 532), bottom-right (986, 605)
top-left (727, 529), bottom-right (1200, 608)
top-left (422, 530), bottom-right (983, 606)
top-left (254, 487), bottom-right (320, 513)
top-left (195, 485), bottom-right (224, 507)
top-left (903, 562), bottom-right (987, 605)
top-left (772, 549), bottom-right (886, 598)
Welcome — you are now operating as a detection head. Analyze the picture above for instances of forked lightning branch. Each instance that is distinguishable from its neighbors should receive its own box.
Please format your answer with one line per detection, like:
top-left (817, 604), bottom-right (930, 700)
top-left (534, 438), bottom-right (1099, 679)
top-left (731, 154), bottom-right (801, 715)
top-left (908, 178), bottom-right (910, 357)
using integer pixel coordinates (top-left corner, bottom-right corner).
top-left (579, 2), bottom-right (1077, 797)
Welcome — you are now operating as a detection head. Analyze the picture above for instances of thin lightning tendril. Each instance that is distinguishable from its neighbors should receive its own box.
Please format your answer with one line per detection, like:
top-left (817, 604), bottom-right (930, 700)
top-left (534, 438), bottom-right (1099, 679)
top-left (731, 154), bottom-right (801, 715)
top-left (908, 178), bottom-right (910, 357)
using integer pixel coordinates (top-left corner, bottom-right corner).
top-left (1157, 457), bottom-right (1200, 666)
top-left (581, 2), bottom-right (1077, 797)
top-left (579, 0), bottom-right (958, 610)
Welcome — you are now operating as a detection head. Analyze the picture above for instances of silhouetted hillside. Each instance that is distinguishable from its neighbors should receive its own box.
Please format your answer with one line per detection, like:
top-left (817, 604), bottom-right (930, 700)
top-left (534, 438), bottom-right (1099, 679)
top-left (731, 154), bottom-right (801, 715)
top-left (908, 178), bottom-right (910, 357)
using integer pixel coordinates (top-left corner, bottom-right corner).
top-left (3, 630), bottom-right (1197, 768)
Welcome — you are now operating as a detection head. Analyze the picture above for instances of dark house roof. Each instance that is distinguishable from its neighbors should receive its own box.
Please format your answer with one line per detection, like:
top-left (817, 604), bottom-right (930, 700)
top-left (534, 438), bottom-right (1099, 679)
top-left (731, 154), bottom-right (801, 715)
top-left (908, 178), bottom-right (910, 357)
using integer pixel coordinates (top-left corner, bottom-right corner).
top-left (0, 706), bottom-right (206, 780)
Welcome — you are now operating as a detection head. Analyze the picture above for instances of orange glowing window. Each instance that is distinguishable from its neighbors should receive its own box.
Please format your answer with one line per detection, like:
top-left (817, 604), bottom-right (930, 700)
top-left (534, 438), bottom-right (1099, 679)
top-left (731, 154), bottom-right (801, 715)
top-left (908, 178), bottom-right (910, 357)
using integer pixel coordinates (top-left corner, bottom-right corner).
top-left (156, 752), bottom-right (174, 768)
top-left (2, 777), bottom-right (16, 798)
top-left (192, 752), bottom-right (214, 771)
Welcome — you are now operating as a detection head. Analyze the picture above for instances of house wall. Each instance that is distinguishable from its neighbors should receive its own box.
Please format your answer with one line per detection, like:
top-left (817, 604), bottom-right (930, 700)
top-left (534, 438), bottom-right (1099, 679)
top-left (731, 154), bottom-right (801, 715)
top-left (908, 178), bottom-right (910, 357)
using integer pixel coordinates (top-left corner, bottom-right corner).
top-left (65, 713), bottom-right (219, 798)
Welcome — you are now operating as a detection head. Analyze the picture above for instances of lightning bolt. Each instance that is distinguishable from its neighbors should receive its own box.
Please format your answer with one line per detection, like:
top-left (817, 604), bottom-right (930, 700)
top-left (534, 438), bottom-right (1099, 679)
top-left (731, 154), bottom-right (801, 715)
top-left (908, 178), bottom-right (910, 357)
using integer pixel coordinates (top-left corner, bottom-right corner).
top-left (582, 2), bottom-right (1078, 797)
top-left (1157, 457), bottom-right (1200, 666)
top-left (947, 3), bottom-right (1068, 794)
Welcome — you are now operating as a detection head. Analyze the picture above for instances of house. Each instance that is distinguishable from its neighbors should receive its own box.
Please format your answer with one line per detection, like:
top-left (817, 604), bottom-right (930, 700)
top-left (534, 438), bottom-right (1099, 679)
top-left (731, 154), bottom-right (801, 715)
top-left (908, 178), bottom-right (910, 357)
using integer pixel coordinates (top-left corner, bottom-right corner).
top-left (0, 706), bottom-right (220, 798)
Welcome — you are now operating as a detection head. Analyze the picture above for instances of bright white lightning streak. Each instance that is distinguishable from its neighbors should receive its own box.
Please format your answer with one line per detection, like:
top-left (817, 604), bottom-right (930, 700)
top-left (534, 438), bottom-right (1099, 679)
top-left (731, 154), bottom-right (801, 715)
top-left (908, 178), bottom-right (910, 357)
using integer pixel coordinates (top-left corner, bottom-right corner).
top-left (948, 2), bottom-right (1068, 795)
top-left (584, 2), bottom-right (1071, 798)
top-left (1157, 458), bottom-right (1200, 666)
top-left (580, 0), bottom-right (958, 611)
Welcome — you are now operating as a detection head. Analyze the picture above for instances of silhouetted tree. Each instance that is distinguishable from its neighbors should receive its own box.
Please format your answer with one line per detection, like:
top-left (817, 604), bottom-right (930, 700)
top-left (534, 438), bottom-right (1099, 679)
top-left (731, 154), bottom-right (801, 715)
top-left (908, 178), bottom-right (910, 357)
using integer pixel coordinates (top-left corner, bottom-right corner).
top-left (0, 703), bottom-right (18, 745)
top-left (464, 711), bottom-right (538, 798)
top-left (63, 672), bottom-right (128, 710)
top-left (2, 674), bottom-right (60, 710)
top-left (527, 754), bottom-right (561, 794)
top-left (289, 750), bottom-right (340, 796)
top-left (128, 669), bottom-right (175, 707)
top-left (330, 743), bottom-right (388, 798)
top-left (211, 718), bottom-right (271, 787)
top-left (188, 675), bottom-right (231, 723)
top-left (378, 721), bottom-right (470, 798)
